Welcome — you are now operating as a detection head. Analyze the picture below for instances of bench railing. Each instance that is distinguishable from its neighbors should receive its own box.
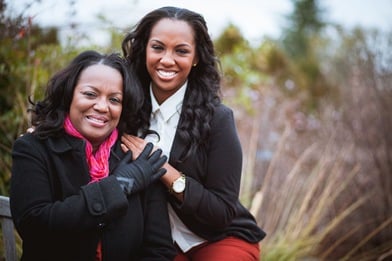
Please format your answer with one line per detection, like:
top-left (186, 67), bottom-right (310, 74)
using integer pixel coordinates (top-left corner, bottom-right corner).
top-left (0, 196), bottom-right (17, 261)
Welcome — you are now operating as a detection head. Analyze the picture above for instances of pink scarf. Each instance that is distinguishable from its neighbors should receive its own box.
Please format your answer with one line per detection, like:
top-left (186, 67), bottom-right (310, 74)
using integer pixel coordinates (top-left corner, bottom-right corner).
top-left (64, 115), bottom-right (118, 183)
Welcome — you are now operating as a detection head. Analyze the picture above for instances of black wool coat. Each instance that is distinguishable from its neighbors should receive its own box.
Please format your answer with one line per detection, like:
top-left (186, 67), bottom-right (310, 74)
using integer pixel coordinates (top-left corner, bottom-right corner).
top-left (10, 133), bottom-right (176, 261)
top-left (168, 104), bottom-right (266, 243)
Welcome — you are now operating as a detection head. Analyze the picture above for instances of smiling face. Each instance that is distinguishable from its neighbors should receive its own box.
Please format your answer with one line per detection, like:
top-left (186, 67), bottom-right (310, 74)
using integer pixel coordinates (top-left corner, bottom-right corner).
top-left (146, 18), bottom-right (198, 104)
top-left (69, 64), bottom-right (123, 150)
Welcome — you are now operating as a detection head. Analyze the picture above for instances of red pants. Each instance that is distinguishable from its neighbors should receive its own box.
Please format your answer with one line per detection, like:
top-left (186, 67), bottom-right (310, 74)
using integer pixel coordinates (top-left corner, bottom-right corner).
top-left (174, 236), bottom-right (260, 261)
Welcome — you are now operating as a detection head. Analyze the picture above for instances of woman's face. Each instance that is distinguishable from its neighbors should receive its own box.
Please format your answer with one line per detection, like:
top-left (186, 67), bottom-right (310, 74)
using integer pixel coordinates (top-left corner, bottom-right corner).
top-left (146, 18), bottom-right (198, 104)
top-left (69, 64), bottom-right (123, 149)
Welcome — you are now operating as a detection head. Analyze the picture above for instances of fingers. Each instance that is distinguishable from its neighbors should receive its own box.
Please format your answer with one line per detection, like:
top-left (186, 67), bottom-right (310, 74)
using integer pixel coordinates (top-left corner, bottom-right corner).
top-left (138, 142), bottom-right (154, 159)
top-left (120, 144), bottom-right (129, 153)
top-left (121, 135), bottom-right (149, 159)
top-left (151, 168), bottom-right (167, 181)
top-left (121, 134), bottom-right (164, 163)
top-left (148, 148), bottom-right (163, 162)
top-left (121, 134), bottom-right (145, 147)
top-left (121, 135), bottom-right (137, 151)
top-left (121, 133), bottom-right (134, 143)
top-left (151, 155), bottom-right (167, 172)
top-left (122, 150), bottom-right (133, 163)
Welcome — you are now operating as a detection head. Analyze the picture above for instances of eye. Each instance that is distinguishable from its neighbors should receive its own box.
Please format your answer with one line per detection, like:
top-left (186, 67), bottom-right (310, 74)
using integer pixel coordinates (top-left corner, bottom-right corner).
top-left (176, 49), bottom-right (189, 55)
top-left (151, 44), bottom-right (164, 51)
top-left (109, 97), bottom-right (122, 104)
top-left (82, 91), bottom-right (96, 98)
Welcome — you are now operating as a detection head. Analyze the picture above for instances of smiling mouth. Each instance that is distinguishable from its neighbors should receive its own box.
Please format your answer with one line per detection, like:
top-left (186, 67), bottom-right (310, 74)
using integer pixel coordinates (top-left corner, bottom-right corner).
top-left (87, 116), bottom-right (107, 124)
top-left (157, 70), bottom-right (176, 78)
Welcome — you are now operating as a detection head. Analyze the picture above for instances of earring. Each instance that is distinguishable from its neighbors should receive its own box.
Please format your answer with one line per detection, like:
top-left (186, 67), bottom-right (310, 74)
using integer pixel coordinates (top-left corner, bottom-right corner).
top-left (193, 63), bottom-right (197, 67)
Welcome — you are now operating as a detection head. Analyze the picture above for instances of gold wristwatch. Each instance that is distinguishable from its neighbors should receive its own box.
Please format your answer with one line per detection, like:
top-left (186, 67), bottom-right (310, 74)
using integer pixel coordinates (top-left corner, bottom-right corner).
top-left (170, 174), bottom-right (186, 194)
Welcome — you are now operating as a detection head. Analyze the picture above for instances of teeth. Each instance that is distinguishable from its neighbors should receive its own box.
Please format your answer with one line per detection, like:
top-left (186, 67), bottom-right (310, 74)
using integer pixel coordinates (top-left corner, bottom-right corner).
top-left (158, 70), bottom-right (176, 77)
top-left (88, 117), bottom-right (105, 123)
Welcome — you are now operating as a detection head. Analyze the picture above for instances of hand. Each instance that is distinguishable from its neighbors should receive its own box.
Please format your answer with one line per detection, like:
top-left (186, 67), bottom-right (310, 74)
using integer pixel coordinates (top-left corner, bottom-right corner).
top-left (121, 134), bottom-right (151, 160)
top-left (113, 142), bottom-right (167, 195)
top-left (19, 126), bottom-right (35, 137)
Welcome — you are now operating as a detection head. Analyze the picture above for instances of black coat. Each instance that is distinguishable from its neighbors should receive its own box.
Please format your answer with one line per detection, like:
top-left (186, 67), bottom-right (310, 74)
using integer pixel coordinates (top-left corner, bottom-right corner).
top-left (169, 104), bottom-right (266, 243)
top-left (10, 133), bottom-right (176, 261)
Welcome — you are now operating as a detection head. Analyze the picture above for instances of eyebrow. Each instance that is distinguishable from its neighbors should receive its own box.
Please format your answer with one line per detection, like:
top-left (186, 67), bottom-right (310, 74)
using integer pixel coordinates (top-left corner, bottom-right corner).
top-left (149, 39), bottom-right (192, 48)
top-left (80, 85), bottom-right (123, 95)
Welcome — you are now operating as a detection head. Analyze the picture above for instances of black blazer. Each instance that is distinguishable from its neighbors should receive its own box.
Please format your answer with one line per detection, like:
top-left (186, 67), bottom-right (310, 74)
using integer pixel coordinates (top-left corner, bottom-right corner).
top-left (168, 103), bottom-right (266, 242)
top-left (10, 133), bottom-right (175, 261)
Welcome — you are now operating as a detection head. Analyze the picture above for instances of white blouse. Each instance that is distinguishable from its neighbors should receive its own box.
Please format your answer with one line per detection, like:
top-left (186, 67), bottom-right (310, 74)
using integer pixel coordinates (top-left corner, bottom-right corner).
top-left (145, 82), bottom-right (206, 252)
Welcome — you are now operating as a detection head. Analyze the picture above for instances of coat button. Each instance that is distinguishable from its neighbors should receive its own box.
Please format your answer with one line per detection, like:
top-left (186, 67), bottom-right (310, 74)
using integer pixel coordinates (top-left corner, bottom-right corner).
top-left (93, 202), bottom-right (103, 212)
top-left (98, 222), bottom-right (105, 229)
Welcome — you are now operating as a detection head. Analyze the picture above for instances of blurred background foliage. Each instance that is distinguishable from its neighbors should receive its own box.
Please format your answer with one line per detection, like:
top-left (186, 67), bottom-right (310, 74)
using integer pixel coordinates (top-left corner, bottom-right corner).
top-left (1, 0), bottom-right (391, 260)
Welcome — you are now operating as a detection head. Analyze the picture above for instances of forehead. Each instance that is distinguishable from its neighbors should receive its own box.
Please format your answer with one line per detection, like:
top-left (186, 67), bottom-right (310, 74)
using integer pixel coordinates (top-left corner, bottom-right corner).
top-left (150, 18), bottom-right (195, 43)
top-left (79, 64), bottom-right (117, 76)
top-left (77, 64), bottom-right (123, 91)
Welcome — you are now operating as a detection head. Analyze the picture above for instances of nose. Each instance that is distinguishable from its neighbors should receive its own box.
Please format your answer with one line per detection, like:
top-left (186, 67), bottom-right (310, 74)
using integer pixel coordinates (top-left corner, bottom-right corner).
top-left (160, 51), bottom-right (175, 66)
top-left (94, 98), bottom-right (109, 112)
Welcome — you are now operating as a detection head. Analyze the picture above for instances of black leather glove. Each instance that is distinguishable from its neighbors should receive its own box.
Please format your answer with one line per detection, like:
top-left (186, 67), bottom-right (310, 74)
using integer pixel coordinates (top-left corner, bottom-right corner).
top-left (113, 142), bottom-right (167, 195)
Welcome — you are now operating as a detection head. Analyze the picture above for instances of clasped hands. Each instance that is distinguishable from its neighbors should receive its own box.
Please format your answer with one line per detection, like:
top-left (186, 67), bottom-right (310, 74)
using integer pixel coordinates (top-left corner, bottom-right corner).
top-left (113, 142), bottom-right (167, 196)
top-left (24, 127), bottom-right (166, 195)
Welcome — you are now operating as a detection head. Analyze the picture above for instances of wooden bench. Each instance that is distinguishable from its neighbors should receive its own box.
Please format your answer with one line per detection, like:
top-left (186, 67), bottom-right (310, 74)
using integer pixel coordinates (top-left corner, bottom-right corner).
top-left (0, 196), bottom-right (17, 261)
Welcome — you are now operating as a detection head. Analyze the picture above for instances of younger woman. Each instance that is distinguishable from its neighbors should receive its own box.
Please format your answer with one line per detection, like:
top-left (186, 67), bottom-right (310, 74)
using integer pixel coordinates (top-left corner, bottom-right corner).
top-left (121, 7), bottom-right (266, 260)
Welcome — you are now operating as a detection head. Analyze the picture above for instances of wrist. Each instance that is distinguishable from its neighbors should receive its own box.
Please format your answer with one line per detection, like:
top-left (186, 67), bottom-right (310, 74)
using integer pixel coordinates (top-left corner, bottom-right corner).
top-left (115, 176), bottom-right (135, 195)
top-left (169, 173), bottom-right (186, 194)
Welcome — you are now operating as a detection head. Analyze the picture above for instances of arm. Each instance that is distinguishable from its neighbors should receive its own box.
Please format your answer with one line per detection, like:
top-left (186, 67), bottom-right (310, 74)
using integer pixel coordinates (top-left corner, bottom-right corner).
top-left (121, 105), bottom-right (242, 229)
top-left (175, 105), bottom-right (242, 229)
top-left (10, 135), bottom-right (128, 238)
top-left (121, 135), bottom-right (183, 201)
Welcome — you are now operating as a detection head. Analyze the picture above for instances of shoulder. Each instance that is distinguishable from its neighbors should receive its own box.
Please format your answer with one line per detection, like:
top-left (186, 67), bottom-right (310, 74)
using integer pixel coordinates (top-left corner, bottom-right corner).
top-left (213, 103), bottom-right (233, 115)
top-left (13, 133), bottom-right (42, 150)
top-left (13, 133), bottom-right (77, 155)
top-left (12, 134), bottom-right (50, 164)
top-left (211, 103), bottom-right (235, 125)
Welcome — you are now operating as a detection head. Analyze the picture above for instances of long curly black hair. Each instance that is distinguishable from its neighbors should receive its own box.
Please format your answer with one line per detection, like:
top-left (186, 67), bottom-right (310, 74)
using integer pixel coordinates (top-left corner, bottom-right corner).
top-left (30, 50), bottom-right (144, 139)
top-left (122, 6), bottom-right (222, 161)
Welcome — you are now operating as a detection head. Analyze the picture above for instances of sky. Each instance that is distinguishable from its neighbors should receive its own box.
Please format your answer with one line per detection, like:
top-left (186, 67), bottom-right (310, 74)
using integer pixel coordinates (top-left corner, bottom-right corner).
top-left (6, 0), bottom-right (392, 46)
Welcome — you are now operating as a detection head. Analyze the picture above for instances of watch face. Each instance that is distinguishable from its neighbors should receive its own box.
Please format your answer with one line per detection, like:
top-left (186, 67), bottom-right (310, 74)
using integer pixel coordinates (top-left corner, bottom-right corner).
top-left (173, 178), bottom-right (186, 193)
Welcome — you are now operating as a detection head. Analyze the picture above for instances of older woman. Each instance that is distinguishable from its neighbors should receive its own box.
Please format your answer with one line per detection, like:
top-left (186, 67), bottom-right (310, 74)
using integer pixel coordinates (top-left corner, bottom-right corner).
top-left (10, 50), bottom-right (175, 261)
